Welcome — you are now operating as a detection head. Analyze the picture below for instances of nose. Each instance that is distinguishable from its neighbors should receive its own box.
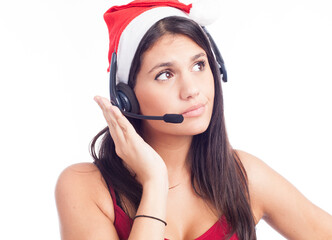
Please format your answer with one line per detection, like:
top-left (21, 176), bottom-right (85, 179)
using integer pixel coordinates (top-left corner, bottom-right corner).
top-left (179, 74), bottom-right (200, 100)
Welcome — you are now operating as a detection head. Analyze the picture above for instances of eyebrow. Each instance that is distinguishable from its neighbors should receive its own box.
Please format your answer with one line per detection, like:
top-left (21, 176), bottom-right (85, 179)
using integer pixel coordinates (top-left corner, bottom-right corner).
top-left (148, 52), bottom-right (206, 74)
top-left (191, 52), bottom-right (206, 62)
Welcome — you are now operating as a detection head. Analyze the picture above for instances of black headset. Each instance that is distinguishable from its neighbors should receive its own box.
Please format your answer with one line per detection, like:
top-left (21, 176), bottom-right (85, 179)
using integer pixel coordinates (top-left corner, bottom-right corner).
top-left (109, 27), bottom-right (227, 124)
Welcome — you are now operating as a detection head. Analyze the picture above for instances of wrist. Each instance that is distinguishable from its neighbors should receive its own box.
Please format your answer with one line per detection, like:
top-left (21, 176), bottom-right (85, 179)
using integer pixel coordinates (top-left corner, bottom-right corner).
top-left (142, 175), bottom-right (169, 192)
top-left (140, 163), bottom-right (168, 187)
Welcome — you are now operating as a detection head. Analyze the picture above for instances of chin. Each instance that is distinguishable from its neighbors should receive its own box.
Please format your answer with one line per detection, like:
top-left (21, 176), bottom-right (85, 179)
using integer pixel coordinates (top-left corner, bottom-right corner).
top-left (180, 118), bottom-right (211, 136)
top-left (142, 111), bottom-right (212, 137)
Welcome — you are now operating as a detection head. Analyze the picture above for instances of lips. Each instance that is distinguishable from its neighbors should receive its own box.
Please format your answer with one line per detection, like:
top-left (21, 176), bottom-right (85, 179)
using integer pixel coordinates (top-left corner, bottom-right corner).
top-left (181, 103), bottom-right (206, 117)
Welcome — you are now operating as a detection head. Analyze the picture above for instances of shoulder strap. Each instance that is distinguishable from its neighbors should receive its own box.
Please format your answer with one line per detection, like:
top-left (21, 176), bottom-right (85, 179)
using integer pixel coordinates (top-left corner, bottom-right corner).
top-left (106, 183), bottom-right (118, 207)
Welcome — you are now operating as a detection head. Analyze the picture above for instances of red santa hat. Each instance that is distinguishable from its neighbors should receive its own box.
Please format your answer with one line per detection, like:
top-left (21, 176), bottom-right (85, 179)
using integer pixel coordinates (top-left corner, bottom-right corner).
top-left (104, 0), bottom-right (221, 84)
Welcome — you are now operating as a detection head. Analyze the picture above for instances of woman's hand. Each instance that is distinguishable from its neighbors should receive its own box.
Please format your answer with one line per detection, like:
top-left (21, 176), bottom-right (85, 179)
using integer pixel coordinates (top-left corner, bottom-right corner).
top-left (94, 96), bottom-right (168, 187)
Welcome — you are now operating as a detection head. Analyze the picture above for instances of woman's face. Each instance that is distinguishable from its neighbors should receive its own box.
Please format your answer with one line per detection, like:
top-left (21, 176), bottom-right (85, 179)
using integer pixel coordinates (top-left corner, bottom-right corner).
top-left (134, 33), bottom-right (215, 137)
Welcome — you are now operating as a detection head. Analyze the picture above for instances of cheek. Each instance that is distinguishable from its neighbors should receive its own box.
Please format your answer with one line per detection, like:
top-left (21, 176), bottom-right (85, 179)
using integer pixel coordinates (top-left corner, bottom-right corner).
top-left (203, 74), bottom-right (215, 121)
top-left (134, 86), bottom-right (172, 115)
top-left (209, 72), bottom-right (215, 98)
top-left (202, 73), bottom-right (215, 102)
top-left (208, 81), bottom-right (215, 101)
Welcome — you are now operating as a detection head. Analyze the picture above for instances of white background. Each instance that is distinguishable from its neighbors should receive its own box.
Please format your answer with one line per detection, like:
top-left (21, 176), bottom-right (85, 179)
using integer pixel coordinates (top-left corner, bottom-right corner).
top-left (0, 0), bottom-right (331, 239)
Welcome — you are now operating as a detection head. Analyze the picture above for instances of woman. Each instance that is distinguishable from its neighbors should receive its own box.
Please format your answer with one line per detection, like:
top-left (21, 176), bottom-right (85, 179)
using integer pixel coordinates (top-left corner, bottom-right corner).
top-left (55, 1), bottom-right (332, 239)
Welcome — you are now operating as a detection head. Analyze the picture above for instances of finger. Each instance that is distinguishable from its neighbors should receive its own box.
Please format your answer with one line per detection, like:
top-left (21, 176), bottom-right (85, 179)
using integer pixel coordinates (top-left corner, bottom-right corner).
top-left (110, 103), bottom-right (138, 139)
top-left (94, 96), bottom-right (140, 151)
top-left (94, 96), bottom-right (126, 144)
top-left (95, 96), bottom-right (137, 138)
top-left (105, 102), bottom-right (140, 146)
top-left (94, 96), bottom-right (118, 138)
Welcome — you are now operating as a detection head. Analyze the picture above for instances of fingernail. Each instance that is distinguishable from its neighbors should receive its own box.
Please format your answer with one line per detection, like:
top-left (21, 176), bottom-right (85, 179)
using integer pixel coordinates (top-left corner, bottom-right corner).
top-left (94, 96), bottom-right (103, 108)
top-left (94, 96), bottom-right (100, 102)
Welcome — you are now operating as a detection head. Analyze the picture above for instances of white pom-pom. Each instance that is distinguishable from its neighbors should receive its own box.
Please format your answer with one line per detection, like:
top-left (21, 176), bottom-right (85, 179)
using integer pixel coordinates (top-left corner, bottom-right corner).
top-left (189, 0), bottom-right (221, 26)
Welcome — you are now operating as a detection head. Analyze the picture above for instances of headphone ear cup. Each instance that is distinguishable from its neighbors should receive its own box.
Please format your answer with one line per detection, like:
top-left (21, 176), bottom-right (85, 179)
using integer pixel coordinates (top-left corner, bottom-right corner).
top-left (116, 82), bottom-right (140, 114)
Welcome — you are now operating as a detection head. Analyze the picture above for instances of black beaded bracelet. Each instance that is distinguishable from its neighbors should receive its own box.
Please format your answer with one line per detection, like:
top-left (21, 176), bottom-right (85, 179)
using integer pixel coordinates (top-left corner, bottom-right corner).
top-left (133, 214), bottom-right (167, 226)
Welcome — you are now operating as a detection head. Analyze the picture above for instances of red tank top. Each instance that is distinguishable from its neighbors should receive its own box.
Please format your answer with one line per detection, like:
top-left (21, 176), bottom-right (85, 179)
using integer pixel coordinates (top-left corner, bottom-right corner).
top-left (108, 185), bottom-right (238, 240)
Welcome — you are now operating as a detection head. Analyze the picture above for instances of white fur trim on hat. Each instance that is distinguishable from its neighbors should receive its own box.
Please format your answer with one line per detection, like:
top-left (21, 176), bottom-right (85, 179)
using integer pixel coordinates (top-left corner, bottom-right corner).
top-left (117, 7), bottom-right (189, 85)
top-left (189, 0), bottom-right (221, 26)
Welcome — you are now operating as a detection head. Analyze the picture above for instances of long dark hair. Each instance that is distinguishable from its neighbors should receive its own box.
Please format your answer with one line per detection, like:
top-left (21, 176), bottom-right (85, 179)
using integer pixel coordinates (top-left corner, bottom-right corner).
top-left (91, 17), bottom-right (256, 239)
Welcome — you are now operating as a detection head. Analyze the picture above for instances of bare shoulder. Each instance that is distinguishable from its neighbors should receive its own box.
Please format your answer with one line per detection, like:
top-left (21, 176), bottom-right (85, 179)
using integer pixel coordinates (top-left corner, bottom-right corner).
top-left (234, 149), bottom-right (298, 201)
top-left (56, 162), bottom-right (100, 180)
top-left (235, 149), bottom-right (278, 186)
top-left (55, 162), bottom-right (114, 221)
top-left (55, 162), bottom-right (105, 200)
top-left (235, 149), bottom-right (267, 173)
top-left (56, 162), bottom-right (102, 186)
top-left (234, 149), bottom-right (294, 224)
top-left (234, 150), bottom-right (269, 223)
top-left (235, 150), bottom-right (332, 239)
top-left (234, 150), bottom-right (291, 223)
top-left (55, 163), bottom-right (119, 240)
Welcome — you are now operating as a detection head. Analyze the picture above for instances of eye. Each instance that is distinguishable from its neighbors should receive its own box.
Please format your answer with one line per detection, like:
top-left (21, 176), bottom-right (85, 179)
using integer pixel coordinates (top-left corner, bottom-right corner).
top-left (192, 61), bottom-right (206, 72)
top-left (155, 70), bottom-right (174, 81)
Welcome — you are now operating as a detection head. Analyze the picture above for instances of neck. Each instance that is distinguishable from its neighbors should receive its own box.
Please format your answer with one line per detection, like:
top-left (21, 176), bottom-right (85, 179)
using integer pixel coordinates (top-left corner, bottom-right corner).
top-left (141, 127), bottom-right (193, 187)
